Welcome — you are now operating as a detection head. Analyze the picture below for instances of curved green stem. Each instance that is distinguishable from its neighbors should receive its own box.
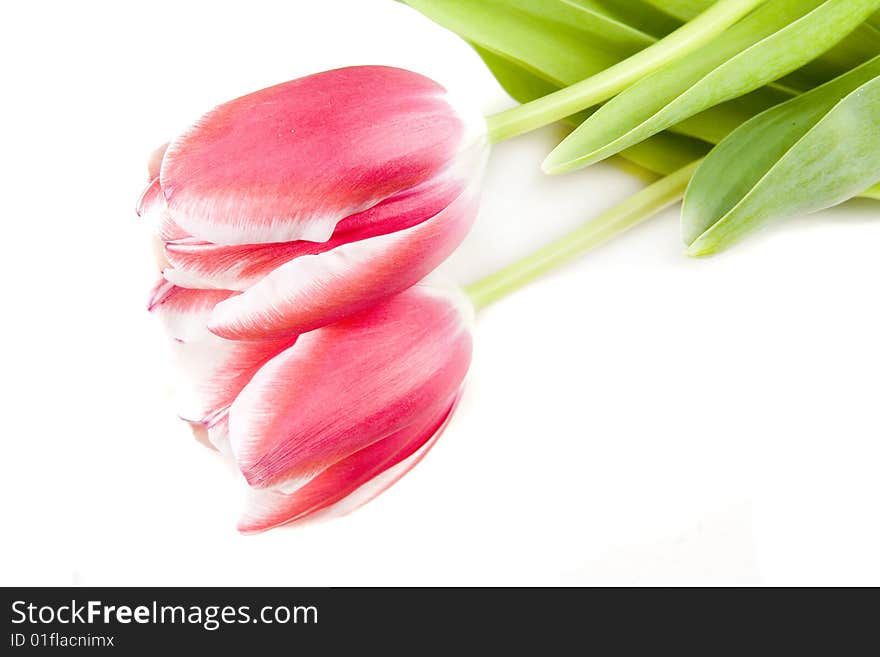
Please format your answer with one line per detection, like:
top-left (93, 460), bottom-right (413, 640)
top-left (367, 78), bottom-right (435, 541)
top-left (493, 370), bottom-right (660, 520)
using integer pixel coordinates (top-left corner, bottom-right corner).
top-left (484, 0), bottom-right (767, 144)
top-left (465, 161), bottom-right (701, 310)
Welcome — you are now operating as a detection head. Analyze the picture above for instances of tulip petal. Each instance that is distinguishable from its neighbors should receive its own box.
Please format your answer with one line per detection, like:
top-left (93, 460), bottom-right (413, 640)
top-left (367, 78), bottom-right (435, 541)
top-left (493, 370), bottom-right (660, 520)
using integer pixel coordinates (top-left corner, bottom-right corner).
top-left (136, 178), bottom-right (189, 242)
top-left (228, 285), bottom-right (473, 488)
top-left (206, 412), bottom-right (231, 454)
top-left (135, 178), bottom-right (161, 219)
top-left (135, 178), bottom-right (163, 231)
top-left (164, 240), bottom-right (314, 292)
top-left (162, 173), bottom-right (463, 291)
top-left (160, 66), bottom-right (472, 245)
top-left (237, 394), bottom-right (459, 534)
top-left (207, 183), bottom-right (480, 340)
top-left (168, 335), bottom-right (294, 424)
top-left (187, 413), bottom-right (231, 453)
top-left (161, 265), bottom-right (223, 291)
top-left (148, 282), bottom-right (236, 342)
top-left (147, 143), bottom-right (168, 181)
top-left (150, 284), bottom-right (296, 422)
top-left (188, 421), bottom-right (216, 451)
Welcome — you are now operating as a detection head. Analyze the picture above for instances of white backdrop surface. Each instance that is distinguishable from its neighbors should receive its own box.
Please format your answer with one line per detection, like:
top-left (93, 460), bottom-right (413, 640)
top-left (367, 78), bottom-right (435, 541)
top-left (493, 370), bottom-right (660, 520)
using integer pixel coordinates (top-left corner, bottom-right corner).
top-left (2, 0), bottom-right (878, 586)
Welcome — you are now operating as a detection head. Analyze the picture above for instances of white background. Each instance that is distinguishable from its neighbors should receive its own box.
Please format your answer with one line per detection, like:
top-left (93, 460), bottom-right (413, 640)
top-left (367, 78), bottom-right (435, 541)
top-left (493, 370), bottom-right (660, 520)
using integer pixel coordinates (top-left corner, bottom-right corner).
top-left (2, 0), bottom-right (878, 586)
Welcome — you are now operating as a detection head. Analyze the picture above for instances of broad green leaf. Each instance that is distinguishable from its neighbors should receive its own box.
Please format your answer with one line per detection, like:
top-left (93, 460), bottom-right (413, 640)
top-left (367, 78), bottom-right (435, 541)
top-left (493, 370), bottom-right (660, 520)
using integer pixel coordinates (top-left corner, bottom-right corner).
top-left (683, 57), bottom-right (880, 255)
top-left (401, 0), bottom-right (653, 86)
top-left (573, 0), bottom-right (683, 37)
top-left (641, 0), bottom-right (715, 21)
top-left (504, 0), bottom-right (662, 45)
top-left (544, 0), bottom-right (880, 174)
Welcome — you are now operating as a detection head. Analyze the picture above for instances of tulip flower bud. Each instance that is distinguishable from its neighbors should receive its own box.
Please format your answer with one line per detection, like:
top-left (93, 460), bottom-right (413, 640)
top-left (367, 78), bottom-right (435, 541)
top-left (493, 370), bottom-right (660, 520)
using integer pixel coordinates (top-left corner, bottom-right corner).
top-left (138, 65), bottom-right (488, 339)
top-left (151, 279), bottom-right (473, 533)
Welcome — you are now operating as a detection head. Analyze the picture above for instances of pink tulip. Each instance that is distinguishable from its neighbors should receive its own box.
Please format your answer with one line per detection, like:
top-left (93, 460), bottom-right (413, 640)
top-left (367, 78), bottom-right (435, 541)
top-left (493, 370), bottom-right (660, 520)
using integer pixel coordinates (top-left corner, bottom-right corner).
top-left (150, 281), bottom-right (473, 533)
top-left (137, 65), bottom-right (487, 340)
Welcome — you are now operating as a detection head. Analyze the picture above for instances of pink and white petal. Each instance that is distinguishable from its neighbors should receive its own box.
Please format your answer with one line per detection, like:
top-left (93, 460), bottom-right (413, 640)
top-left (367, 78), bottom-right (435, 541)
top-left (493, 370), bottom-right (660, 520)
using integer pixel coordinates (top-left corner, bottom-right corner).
top-left (329, 169), bottom-right (467, 241)
top-left (135, 178), bottom-right (163, 229)
top-left (186, 413), bottom-right (230, 453)
top-left (149, 284), bottom-right (297, 422)
top-left (147, 278), bottom-right (176, 312)
top-left (163, 240), bottom-right (319, 292)
top-left (151, 236), bottom-right (171, 271)
top-left (162, 173), bottom-right (465, 291)
top-left (206, 412), bottom-right (231, 454)
top-left (136, 177), bottom-right (190, 242)
top-left (208, 185), bottom-right (480, 340)
top-left (160, 66), bottom-right (471, 245)
top-left (148, 283), bottom-right (236, 342)
top-left (169, 320), bottom-right (296, 424)
top-left (157, 215), bottom-right (191, 243)
top-left (161, 266), bottom-right (226, 290)
top-left (237, 394), bottom-right (460, 534)
top-left (227, 284), bottom-right (473, 488)
top-left (188, 422), bottom-right (216, 451)
top-left (171, 329), bottom-right (296, 424)
top-left (147, 143), bottom-right (169, 181)
top-left (309, 393), bottom-right (462, 520)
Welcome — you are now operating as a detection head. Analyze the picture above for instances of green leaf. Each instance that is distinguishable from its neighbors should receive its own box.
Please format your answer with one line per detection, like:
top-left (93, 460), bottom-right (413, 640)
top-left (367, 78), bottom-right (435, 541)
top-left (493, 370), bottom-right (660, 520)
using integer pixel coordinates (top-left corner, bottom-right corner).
top-left (683, 56), bottom-right (880, 255)
top-left (572, 0), bottom-right (683, 37)
top-left (401, 0), bottom-right (653, 86)
top-left (544, 0), bottom-right (880, 174)
top-left (786, 20), bottom-right (880, 89)
top-left (641, 0), bottom-right (715, 21)
top-left (672, 86), bottom-right (792, 142)
top-left (615, 132), bottom-right (711, 175)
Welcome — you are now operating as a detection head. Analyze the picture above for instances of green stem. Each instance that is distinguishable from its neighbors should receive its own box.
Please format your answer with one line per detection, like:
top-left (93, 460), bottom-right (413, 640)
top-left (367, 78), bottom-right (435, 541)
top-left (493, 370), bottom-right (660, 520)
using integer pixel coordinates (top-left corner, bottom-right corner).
top-left (484, 0), bottom-right (767, 144)
top-left (465, 160), bottom-right (701, 310)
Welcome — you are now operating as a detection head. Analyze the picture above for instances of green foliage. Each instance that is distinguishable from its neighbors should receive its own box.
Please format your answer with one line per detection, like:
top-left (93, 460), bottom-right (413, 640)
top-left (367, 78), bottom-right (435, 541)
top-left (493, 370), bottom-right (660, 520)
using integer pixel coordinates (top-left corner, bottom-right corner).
top-left (684, 57), bottom-right (880, 254)
top-left (544, 0), bottom-right (880, 173)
